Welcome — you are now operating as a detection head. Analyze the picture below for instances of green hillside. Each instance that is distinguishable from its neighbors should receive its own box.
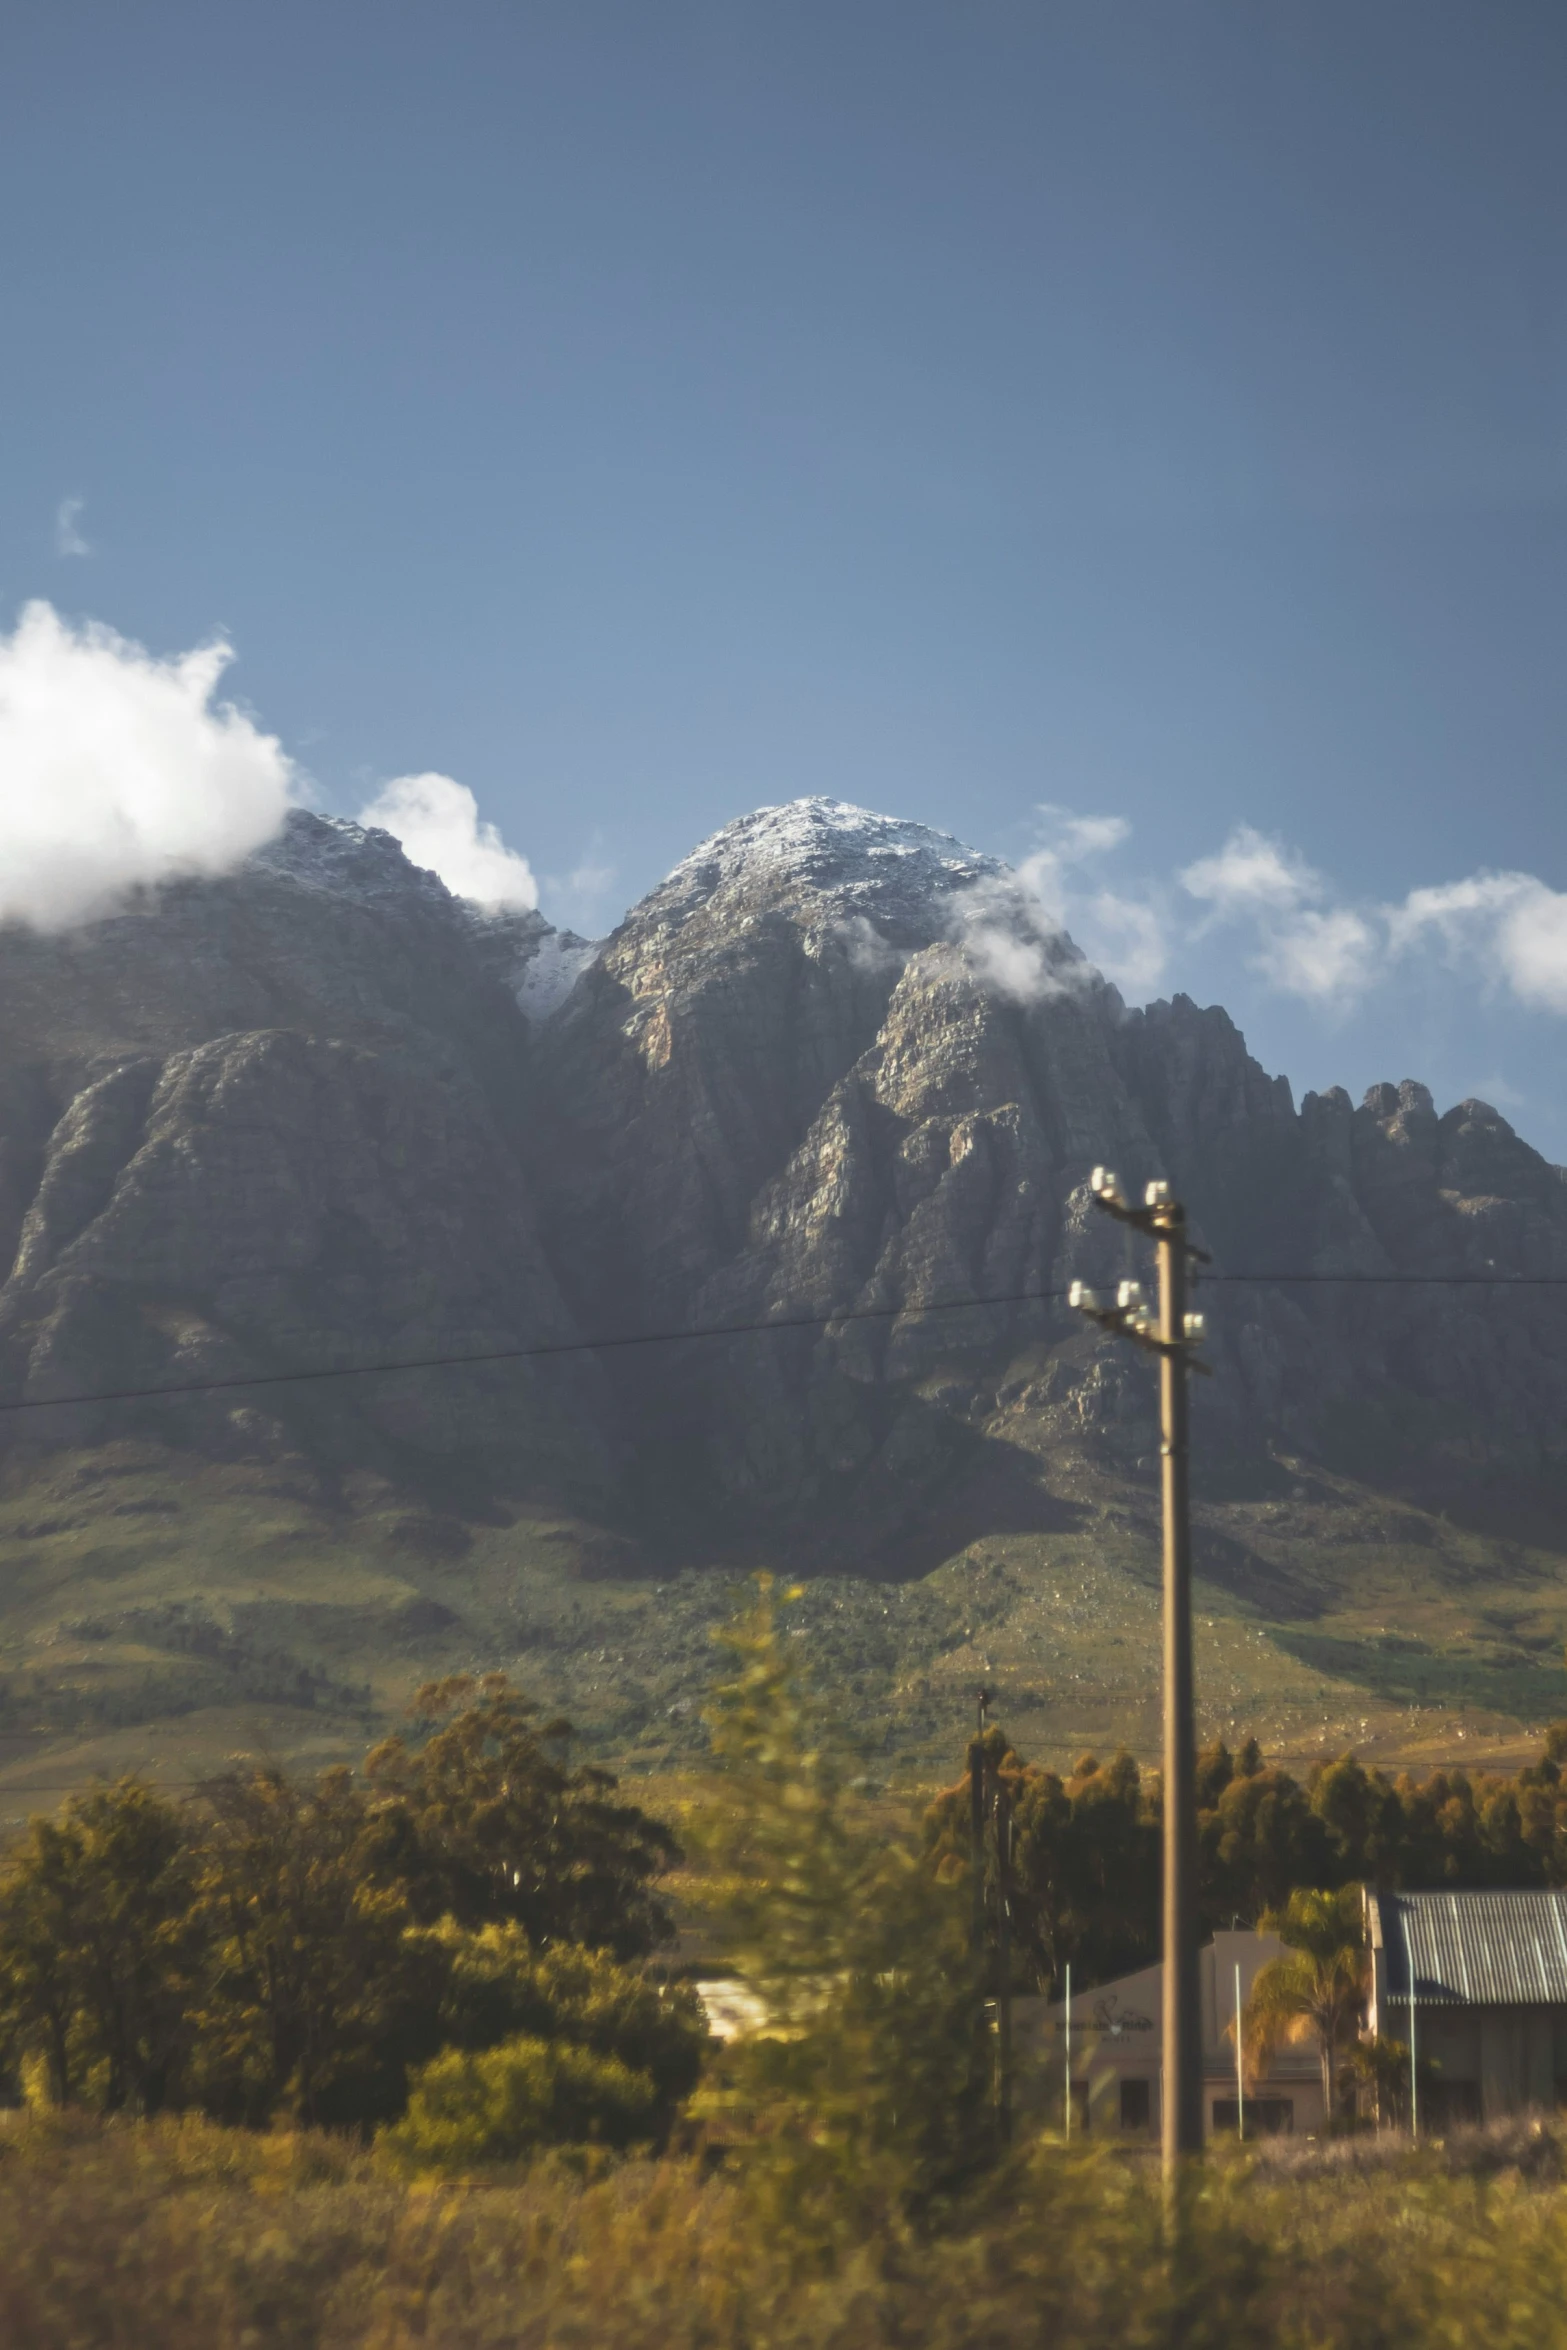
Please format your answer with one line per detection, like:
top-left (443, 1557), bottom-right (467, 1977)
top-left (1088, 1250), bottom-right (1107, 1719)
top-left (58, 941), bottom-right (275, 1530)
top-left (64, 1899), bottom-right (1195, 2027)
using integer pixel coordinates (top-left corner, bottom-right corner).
top-left (1, 1423), bottom-right (1562, 1818)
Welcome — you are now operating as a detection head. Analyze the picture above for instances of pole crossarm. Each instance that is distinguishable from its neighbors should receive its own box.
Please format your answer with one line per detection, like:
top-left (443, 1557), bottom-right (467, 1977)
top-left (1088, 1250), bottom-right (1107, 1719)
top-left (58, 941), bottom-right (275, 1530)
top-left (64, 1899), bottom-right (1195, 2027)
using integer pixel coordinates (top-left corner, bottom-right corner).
top-left (1069, 1169), bottom-right (1215, 1370)
top-left (1067, 1292), bottom-right (1215, 1373)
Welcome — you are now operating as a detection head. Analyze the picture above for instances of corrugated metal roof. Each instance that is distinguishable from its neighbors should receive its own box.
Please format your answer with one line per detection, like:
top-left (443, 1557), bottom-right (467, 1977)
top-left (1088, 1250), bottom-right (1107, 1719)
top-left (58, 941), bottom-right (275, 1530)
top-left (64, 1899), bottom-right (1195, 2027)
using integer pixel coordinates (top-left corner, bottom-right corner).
top-left (1370, 1890), bottom-right (1567, 2007)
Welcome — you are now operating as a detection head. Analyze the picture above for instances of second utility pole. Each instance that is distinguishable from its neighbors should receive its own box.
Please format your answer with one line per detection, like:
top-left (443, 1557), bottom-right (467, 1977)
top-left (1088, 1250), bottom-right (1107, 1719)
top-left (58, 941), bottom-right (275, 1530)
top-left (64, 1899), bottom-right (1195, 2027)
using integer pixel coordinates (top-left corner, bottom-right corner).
top-left (1153, 1190), bottom-right (1202, 2173)
top-left (1070, 1172), bottom-right (1209, 2178)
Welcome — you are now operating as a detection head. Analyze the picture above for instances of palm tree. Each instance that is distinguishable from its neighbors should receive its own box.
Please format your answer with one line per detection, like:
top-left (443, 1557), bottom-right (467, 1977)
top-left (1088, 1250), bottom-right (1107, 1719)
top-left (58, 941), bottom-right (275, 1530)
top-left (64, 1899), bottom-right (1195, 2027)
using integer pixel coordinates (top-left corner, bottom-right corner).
top-left (1242, 1886), bottom-right (1367, 2122)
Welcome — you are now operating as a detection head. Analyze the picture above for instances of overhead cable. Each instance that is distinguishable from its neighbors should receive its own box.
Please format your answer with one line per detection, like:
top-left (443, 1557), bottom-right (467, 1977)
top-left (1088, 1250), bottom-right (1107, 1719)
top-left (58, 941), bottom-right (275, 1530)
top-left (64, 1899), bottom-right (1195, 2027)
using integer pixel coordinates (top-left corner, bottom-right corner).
top-left (1, 1266), bottom-right (1565, 1416)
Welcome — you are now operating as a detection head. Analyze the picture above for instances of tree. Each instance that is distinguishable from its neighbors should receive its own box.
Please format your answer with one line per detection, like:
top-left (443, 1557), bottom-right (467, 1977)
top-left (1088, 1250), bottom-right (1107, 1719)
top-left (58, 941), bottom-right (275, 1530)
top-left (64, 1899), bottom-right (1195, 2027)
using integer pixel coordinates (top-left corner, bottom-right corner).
top-left (185, 1763), bottom-right (425, 2127)
top-left (700, 1578), bottom-right (990, 2222)
top-left (1244, 1885), bottom-right (1367, 2122)
top-left (924, 1737), bottom-right (1159, 1995)
top-left (365, 1675), bottom-right (679, 1957)
top-left (0, 1779), bottom-right (195, 2112)
top-left (1199, 1748), bottom-right (1328, 1925)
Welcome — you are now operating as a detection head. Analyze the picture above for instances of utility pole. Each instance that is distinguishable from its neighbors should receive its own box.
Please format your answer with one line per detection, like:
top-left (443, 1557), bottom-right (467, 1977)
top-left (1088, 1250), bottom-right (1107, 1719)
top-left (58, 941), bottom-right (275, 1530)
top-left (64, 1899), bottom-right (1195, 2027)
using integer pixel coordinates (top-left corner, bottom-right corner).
top-left (1070, 1170), bottom-right (1210, 2180)
top-left (1404, 1911), bottom-right (1419, 2142)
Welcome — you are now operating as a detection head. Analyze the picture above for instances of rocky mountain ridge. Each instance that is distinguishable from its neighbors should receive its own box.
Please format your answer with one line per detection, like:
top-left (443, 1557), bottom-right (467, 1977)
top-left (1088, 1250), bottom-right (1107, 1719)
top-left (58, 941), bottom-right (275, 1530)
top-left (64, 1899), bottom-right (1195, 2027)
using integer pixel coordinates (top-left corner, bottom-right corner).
top-left (0, 795), bottom-right (1564, 1788)
top-left (2, 797), bottom-right (1564, 1544)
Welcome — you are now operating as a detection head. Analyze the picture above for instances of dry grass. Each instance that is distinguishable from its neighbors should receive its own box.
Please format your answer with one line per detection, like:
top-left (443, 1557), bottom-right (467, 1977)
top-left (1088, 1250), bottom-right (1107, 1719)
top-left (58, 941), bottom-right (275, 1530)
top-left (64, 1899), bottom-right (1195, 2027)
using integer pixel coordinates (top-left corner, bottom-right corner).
top-left (4, 2111), bottom-right (1567, 2347)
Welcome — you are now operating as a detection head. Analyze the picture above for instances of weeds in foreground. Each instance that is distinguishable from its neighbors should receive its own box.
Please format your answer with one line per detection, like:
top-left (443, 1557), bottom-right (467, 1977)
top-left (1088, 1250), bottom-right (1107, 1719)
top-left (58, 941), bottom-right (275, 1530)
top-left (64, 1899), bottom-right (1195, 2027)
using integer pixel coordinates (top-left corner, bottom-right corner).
top-left (3, 2113), bottom-right (1567, 2348)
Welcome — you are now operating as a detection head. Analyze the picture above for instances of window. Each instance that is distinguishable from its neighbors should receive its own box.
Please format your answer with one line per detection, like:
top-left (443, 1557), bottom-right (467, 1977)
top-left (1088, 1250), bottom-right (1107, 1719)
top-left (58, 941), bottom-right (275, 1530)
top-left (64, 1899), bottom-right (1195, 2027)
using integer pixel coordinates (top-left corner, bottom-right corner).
top-left (1120, 2077), bottom-right (1151, 2130)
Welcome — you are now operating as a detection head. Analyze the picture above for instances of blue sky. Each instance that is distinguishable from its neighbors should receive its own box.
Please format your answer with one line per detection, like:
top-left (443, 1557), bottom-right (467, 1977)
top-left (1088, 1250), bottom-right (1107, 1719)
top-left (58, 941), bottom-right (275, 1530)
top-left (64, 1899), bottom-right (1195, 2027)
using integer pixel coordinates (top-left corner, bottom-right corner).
top-left (4, 3), bottom-right (1567, 1148)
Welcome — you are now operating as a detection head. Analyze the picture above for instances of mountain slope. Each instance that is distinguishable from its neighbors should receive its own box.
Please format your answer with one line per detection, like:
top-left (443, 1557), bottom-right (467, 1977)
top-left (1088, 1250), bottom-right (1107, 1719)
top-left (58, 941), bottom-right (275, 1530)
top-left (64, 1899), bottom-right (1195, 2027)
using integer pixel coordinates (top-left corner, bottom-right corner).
top-left (1, 796), bottom-right (1565, 1795)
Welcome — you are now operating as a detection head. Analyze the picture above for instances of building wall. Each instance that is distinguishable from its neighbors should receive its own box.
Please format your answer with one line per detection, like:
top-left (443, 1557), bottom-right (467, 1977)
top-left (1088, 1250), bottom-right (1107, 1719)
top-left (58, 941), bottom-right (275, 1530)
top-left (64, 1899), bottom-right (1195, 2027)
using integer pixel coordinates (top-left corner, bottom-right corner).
top-left (1414, 2006), bottom-right (1560, 2124)
top-left (1372, 1994), bottom-right (1567, 2125)
top-left (1024, 1931), bottom-right (1325, 2139)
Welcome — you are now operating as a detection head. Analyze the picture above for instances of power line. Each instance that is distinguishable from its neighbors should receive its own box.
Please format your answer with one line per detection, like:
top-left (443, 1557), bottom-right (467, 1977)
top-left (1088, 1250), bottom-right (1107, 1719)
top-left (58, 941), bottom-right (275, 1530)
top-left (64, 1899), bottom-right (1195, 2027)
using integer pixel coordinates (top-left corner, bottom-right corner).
top-left (0, 1285), bottom-right (1069, 1414)
top-left (1, 1267), bottom-right (1565, 1417)
top-left (1207, 1273), bottom-right (1567, 1287)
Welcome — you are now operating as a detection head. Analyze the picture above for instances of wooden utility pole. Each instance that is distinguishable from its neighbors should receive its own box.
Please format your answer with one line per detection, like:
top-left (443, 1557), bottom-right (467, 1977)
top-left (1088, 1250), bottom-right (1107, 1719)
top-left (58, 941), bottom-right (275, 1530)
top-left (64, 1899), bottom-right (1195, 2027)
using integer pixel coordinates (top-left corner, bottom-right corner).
top-left (1070, 1171), bottom-right (1210, 2179)
top-left (1154, 1195), bottom-right (1203, 2165)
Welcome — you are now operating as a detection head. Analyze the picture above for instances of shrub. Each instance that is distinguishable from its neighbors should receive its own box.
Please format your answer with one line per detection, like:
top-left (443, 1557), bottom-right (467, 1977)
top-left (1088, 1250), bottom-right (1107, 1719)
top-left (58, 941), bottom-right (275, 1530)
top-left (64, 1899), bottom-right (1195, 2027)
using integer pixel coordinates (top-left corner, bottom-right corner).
top-left (384, 2034), bottom-right (664, 2170)
top-left (415, 1920), bottom-right (707, 2133)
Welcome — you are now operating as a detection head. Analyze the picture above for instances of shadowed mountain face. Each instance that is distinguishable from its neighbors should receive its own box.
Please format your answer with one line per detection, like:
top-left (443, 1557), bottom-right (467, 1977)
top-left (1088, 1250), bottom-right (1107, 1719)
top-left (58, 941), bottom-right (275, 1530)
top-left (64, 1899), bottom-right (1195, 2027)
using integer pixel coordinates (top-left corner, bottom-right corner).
top-left (2, 794), bottom-right (1566, 1589)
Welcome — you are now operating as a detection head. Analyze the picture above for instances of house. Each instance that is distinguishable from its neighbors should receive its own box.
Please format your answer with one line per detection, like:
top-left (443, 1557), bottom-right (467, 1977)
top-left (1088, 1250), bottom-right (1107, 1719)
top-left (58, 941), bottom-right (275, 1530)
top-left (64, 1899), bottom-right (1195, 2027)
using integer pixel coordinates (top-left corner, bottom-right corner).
top-left (1020, 1929), bottom-right (1326, 2138)
top-left (1365, 1888), bottom-right (1567, 2126)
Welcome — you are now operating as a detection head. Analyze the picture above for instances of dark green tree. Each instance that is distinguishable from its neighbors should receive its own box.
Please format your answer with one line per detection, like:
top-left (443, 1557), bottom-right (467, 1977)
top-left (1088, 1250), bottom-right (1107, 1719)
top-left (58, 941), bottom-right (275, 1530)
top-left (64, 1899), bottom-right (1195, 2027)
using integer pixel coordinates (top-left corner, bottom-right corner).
top-left (0, 1778), bottom-right (195, 2112)
top-left (185, 1763), bottom-right (427, 2127)
top-left (365, 1675), bottom-right (679, 1957)
top-left (925, 1738), bottom-right (1159, 1994)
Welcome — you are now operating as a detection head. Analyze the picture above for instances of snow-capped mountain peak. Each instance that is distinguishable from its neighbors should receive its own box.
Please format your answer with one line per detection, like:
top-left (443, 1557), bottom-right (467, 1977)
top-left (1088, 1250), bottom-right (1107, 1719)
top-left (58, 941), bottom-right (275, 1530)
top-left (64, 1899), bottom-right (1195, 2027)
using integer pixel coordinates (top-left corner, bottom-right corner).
top-left (646, 797), bottom-right (1010, 945)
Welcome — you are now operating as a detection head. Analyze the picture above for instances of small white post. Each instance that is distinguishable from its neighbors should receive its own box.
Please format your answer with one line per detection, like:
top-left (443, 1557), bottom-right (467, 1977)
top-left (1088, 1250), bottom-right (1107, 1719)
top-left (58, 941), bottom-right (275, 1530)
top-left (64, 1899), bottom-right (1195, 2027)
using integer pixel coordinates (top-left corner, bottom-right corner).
top-left (1403, 1911), bottom-right (1418, 2142)
top-left (1064, 1960), bottom-right (1072, 2139)
top-left (1235, 1960), bottom-right (1245, 2142)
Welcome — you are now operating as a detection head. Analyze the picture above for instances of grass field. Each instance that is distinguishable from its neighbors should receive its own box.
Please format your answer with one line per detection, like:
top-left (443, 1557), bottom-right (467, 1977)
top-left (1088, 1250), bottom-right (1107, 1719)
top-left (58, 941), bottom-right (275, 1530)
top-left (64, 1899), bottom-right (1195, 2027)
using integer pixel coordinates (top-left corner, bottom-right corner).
top-left (0, 1424), bottom-right (1563, 1817)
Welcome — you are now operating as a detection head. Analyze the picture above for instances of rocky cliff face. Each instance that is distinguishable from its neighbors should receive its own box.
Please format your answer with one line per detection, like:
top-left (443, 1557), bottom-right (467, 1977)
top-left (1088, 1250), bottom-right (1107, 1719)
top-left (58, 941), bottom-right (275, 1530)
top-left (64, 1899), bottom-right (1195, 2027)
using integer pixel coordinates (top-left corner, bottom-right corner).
top-left (0, 813), bottom-right (608, 1504)
top-left (2, 798), bottom-right (1565, 1574)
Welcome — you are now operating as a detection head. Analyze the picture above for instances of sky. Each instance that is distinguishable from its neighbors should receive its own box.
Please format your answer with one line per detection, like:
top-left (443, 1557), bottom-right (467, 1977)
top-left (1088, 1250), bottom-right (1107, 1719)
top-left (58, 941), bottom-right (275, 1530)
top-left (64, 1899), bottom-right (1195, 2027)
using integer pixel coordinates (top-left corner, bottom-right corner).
top-left (3, 2), bottom-right (1567, 1148)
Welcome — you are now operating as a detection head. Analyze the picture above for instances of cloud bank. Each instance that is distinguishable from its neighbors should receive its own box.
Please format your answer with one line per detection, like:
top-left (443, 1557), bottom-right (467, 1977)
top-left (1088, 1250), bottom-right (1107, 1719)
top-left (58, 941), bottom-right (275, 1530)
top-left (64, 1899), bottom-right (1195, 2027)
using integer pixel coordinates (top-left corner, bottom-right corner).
top-left (0, 601), bottom-right (298, 931)
top-left (1180, 825), bottom-right (1567, 1016)
top-left (357, 772), bottom-right (538, 911)
top-left (951, 803), bottom-right (1567, 1028)
top-left (0, 602), bottom-right (544, 933)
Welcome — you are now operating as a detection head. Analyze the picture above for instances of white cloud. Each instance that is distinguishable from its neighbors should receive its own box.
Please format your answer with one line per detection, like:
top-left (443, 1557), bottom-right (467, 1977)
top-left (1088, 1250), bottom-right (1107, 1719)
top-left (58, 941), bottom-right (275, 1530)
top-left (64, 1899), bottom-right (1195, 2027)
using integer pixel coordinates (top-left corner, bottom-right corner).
top-left (358, 771), bottom-right (538, 911)
top-left (1179, 825), bottom-right (1318, 914)
top-left (54, 497), bottom-right (90, 558)
top-left (1388, 869), bottom-right (1567, 1016)
top-left (0, 600), bottom-right (296, 931)
top-left (1080, 889), bottom-right (1168, 997)
top-left (1500, 885), bottom-right (1567, 1013)
top-left (947, 805), bottom-right (1567, 1026)
top-left (951, 807), bottom-right (1168, 1003)
top-left (1170, 832), bottom-right (1567, 1018)
top-left (1255, 905), bottom-right (1380, 1003)
top-left (1385, 869), bottom-right (1529, 954)
top-left (1036, 804), bottom-right (1130, 860)
top-left (957, 896), bottom-right (1079, 1002)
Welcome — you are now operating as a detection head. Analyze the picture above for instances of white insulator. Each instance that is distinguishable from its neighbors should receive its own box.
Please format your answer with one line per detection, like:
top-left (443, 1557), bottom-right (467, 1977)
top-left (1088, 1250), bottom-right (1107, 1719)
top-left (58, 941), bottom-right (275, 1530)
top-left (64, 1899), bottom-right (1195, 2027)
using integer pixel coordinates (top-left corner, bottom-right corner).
top-left (1145, 1178), bottom-right (1172, 1208)
top-left (1069, 1282), bottom-right (1104, 1314)
top-left (1116, 1280), bottom-right (1145, 1312)
top-left (1184, 1312), bottom-right (1206, 1342)
top-left (1090, 1165), bottom-right (1112, 1198)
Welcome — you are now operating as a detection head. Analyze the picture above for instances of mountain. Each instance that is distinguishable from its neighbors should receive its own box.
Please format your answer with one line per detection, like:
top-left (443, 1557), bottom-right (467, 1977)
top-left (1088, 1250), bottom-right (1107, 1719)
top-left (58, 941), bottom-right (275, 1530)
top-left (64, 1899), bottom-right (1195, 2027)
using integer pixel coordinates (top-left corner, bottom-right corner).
top-left (1, 798), bottom-right (1565, 1797)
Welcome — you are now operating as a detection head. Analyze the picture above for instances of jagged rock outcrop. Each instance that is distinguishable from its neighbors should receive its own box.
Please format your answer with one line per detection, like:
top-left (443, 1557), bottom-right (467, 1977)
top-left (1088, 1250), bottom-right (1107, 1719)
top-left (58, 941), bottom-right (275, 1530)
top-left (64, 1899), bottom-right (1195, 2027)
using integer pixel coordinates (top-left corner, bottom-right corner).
top-left (1, 797), bottom-right (1564, 1568)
